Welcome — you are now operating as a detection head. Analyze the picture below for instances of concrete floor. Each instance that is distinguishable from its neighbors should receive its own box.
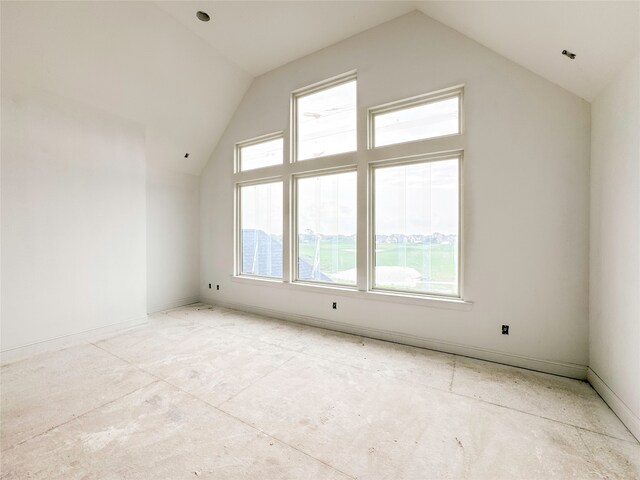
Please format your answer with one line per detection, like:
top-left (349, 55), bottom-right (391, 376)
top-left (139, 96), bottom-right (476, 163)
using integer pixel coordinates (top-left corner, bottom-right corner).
top-left (1, 304), bottom-right (638, 479)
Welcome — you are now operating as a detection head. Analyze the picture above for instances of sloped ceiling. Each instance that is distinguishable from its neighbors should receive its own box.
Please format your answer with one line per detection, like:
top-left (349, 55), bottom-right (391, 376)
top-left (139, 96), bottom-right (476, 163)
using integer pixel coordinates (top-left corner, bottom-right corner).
top-left (155, 1), bottom-right (418, 76)
top-left (1, 1), bottom-right (252, 175)
top-left (417, 1), bottom-right (640, 101)
top-left (3, 1), bottom-right (638, 176)
top-left (158, 1), bottom-right (639, 101)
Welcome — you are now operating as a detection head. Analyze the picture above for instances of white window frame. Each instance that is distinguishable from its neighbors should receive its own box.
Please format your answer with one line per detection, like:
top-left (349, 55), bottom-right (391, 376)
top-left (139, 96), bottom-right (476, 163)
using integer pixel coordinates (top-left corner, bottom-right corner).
top-left (367, 85), bottom-right (464, 150)
top-left (291, 166), bottom-right (359, 288)
top-left (290, 70), bottom-right (358, 163)
top-left (234, 131), bottom-right (284, 174)
top-left (234, 176), bottom-right (284, 280)
top-left (231, 74), bottom-right (470, 307)
top-left (368, 151), bottom-right (464, 299)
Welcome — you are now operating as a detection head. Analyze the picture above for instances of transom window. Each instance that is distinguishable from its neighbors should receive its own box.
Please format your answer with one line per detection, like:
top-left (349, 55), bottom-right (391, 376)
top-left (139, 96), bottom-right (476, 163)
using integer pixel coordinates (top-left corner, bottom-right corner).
top-left (234, 73), bottom-right (464, 300)
top-left (369, 86), bottom-right (462, 148)
top-left (236, 132), bottom-right (283, 172)
top-left (293, 73), bottom-right (357, 161)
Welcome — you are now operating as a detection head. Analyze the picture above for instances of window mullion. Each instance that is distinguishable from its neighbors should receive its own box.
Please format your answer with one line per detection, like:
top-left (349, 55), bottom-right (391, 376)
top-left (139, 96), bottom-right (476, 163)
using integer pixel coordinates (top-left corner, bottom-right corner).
top-left (282, 173), bottom-right (291, 283)
top-left (356, 159), bottom-right (369, 292)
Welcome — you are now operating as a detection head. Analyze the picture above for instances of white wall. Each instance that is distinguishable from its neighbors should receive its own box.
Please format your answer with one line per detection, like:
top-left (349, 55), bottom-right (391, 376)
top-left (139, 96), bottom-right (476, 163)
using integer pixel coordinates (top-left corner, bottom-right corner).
top-left (589, 53), bottom-right (640, 439)
top-left (200, 12), bottom-right (591, 378)
top-left (1, 1), bottom-right (221, 358)
top-left (1, 90), bottom-right (147, 354)
top-left (147, 167), bottom-right (200, 313)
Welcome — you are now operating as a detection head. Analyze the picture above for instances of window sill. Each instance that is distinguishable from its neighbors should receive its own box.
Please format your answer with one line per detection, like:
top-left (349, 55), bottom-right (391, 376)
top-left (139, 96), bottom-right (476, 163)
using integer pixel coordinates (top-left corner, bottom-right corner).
top-left (230, 275), bottom-right (472, 311)
top-left (366, 289), bottom-right (472, 310)
top-left (231, 275), bottom-right (283, 285)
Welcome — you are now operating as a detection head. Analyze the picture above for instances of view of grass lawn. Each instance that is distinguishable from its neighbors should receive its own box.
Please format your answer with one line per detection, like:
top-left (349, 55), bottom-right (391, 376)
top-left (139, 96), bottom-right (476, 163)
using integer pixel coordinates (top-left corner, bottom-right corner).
top-left (375, 242), bottom-right (457, 282)
top-left (298, 239), bottom-right (457, 283)
top-left (298, 240), bottom-right (356, 277)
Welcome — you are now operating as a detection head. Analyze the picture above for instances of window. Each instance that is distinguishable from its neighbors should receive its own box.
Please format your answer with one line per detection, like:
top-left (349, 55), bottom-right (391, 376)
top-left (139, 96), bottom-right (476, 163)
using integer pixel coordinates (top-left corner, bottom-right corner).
top-left (372, 156), bottom-right (460, 297)
top-left (238, 181), bottom-right (283, 278)
top-left (233, 74), bottom-right (464, 301)
top-left (295, 171), bottom-right (357, 286)
top-left (293, 74), bottom-right (357, 161)
top-left (236, 133), bottom-right (283, 172)
top-left (369, 87), bottom-right (462, 148)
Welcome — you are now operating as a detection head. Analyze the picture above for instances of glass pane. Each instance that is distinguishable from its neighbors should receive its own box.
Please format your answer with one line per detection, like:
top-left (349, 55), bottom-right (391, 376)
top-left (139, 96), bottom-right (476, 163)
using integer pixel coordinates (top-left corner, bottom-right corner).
top-left (297, 80), bottom-right (357, 161)
top-left (374, 96), bottom-right (459, 147)
top-left (297, 171), bottom-right (357, 285)
top-left (239, 137), bottom-right (283, 171)
top-left (240, 182), bottom-right (283, 278)
top-left (373, 159), bottom-right (459, 296)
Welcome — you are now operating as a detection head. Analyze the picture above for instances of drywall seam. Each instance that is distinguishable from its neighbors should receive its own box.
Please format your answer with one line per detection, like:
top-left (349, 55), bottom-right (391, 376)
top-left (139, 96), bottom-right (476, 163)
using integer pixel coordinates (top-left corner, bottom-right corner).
top-left (0, 315), bottom-right (148, 366)
top-left (206, 298), bottom-right (588, 379)
top-left (148, 296), bottom-right (200, 315)
top-left (588, 368), bottom-right (640, 442)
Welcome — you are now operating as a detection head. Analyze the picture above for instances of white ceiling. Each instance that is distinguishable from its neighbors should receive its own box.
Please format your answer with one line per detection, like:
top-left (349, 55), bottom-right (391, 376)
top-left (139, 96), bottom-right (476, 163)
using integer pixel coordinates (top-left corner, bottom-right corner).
top-left (3, 1), bottom-right (638, 177)
top-left (157, 1), bottom-right (639, 101)
top-left (2, 1), bottom-right (252, 175)
top-left (155, 1), bottom-right (418, 76)
top-left (417, 1), bottom-right (640, 101)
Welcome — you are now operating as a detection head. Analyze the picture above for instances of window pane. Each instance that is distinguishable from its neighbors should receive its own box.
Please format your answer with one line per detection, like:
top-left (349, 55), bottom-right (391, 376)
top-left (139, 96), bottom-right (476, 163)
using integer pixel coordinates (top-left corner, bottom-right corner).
top-left (374, 96), bottom-right (459, 147)
top-left (240, 182), bottom-right (283, 278)
top-left (297, 80), bottom-right (357, 161)
top-left (239, 137), bottom-right (283, 172)
top-left (297, 171), bottom-right (357, 285)
top-left (373, 159), bottom-right (459, 296)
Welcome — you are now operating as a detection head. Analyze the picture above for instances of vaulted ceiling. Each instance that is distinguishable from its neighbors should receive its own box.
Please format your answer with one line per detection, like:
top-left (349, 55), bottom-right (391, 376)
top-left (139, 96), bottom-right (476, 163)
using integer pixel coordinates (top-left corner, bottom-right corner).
top-left (418, 1), bottom-right (640, 102)
top-left (158, 0), bottom-right (639, 101)
top-left (2, 1), bottom-right (251, 175)
top-left (155, 1), bottom-right (418, 76)
top-left (3, 1), bottom-right (638, 176)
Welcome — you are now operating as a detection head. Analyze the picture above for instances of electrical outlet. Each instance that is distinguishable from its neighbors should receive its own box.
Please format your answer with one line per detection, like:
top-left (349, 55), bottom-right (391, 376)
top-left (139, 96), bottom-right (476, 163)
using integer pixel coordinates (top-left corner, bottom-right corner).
top-left (332, 302), bottom-right (337, 310)
top-left (502, 325), bottom-right (509, 335)
top-left (216, 285), bottom-right (220, 291)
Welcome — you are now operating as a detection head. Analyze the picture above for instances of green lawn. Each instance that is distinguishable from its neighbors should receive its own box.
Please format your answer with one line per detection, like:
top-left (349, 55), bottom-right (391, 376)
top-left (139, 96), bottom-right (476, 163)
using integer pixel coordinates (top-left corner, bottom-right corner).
top-left (298, 239), bottom-right (456, 282)
top-left (375, 243), bottom-right (457, 282)
top-left (298, 240), bottom-right (356, 276)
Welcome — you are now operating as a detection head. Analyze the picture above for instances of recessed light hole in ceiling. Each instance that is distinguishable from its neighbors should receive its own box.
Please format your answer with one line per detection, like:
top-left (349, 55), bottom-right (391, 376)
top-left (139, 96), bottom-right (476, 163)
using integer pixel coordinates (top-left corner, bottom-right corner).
top-left (196, 11), bottom-right (210, 22)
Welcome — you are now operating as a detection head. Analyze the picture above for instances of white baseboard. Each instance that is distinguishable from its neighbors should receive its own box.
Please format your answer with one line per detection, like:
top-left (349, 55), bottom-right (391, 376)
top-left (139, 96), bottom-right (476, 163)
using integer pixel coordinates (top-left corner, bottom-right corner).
top-left (205, 298), bottom-right (588, 380)
top-left (147, 296), bottom-right (200, 314)
top-left (0, 315), bottom-right (149, 366)
top-left (588, 368), bottom-right (640, 442)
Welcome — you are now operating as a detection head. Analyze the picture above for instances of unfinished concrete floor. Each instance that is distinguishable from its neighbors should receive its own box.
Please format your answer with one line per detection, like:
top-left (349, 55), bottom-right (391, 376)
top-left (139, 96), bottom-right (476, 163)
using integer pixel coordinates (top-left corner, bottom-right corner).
top-left (1, 303), bottom-right (638, 479)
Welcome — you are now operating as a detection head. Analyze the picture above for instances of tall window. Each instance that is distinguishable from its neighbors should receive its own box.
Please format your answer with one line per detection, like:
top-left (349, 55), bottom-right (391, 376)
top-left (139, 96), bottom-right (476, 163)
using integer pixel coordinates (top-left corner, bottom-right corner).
top-left (294, 74), bottom-right (357, 161)
top-left (234, 73), bottom-right (464, 300)
top-left (295, 171), bottom-right (357, 285)
top-left (372, 157), bottom-right (460, 297)
top-left (238, 181), bottom-right (283, 278)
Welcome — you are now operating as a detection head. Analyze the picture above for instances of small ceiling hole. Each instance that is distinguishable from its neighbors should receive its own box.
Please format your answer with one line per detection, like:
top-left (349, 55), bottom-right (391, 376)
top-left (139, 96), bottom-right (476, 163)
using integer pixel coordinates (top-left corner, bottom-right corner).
top-left (562, 49), bottom-right (576, 60)
top-left (196, 11), bottom-right (210, 22)
top-left (184, 153), bottom-right (189, 158)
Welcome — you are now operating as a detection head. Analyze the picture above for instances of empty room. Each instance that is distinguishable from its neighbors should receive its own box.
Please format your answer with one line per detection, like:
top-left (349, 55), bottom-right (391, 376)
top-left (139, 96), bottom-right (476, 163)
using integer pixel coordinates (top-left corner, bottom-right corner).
top-left (1, 1), bottom-right (639, 478)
